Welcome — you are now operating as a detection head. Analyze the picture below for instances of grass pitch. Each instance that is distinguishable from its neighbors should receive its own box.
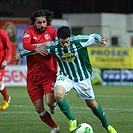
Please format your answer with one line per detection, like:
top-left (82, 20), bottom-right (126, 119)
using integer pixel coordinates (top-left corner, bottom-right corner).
top-left (0, 85), bottom-right (132, 133)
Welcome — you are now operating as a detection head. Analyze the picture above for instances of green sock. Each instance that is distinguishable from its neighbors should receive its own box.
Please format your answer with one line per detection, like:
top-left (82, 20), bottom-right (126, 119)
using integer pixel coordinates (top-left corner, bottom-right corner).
top-left (92, 103), bottom-right (109, 128)
top-left (57, 99), bottom-right (75, 120)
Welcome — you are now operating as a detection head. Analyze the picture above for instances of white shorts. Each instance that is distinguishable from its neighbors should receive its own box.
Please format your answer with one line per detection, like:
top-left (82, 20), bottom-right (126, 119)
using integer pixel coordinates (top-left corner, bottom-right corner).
top-left (54, 75), bottom-right (95, 100)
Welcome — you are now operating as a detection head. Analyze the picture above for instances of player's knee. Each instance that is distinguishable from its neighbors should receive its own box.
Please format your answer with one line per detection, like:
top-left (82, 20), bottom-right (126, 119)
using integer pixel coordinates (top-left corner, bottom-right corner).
top-left (89, 104), bottom-right (97, 109)
top-left (35, 105), bottom-right (43, 113)
top-left (86, 99), bottom-right (98, 109)
top-left (54, 93), bottom-right (64, 102)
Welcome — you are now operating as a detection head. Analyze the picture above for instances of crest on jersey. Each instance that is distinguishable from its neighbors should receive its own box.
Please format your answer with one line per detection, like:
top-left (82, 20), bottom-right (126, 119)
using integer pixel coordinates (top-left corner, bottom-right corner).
top-left (23, 33), bottom-right (30, 38)
top-left (44, 34), bottom-right (50, 40)
top-left (61, 53), bottom-right (75, 62)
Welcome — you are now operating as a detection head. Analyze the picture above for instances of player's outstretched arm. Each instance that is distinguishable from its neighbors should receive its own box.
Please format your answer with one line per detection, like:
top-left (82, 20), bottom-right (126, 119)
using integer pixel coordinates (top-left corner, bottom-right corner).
top-left (15, 50), bottom-right (38, 65)
top-left (15, 45), bottom-right (49, 64)
top-left (81, 33), bottom-right (104, 47)
top-left (94, 34), bottom-right (107, 46)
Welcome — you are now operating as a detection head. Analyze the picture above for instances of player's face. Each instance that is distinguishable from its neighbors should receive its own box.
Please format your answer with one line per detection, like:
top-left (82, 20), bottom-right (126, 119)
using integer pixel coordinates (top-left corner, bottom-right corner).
top-left (59, 37), bottom-right (70, 49)
top-left (34, 17), bottom-right (47, 33)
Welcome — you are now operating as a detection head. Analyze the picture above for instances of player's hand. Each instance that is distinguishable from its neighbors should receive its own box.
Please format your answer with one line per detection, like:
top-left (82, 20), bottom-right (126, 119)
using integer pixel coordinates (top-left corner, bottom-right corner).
top-left (35, 45), bottom-right (48, 56)
top-left (1, 60), bottom-right (7, 68)
top-left (42, 41), bottom-right (51, 46)
top-left (101, 36), bottom-right (107, 47)
top-left (15, 52), bottom-right (22, 65)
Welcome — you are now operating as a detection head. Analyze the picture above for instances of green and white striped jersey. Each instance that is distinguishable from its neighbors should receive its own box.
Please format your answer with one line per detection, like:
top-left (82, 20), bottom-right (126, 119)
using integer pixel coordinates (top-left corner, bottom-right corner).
top-left (20, 33), bottom-right (102, 82)
top-left (46, 33), bottom-right (102, 82)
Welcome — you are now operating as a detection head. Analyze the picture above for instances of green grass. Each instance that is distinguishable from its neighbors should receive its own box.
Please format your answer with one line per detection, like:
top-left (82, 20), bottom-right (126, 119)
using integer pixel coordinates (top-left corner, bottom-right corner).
top-left (0, 85), bottom-right (132, 133)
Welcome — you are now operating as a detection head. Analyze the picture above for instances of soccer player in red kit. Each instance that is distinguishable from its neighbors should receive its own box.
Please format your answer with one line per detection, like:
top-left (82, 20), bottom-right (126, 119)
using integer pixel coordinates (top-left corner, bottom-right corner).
top-left (15, 9), bottom-right (59, 133)
top-left (0, 29), bottom-right (12, 110)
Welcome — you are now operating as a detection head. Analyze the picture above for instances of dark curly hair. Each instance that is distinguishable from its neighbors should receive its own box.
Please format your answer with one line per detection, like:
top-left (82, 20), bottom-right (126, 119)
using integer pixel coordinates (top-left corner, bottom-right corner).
top-left (30, 9), bottom-right (54, 25)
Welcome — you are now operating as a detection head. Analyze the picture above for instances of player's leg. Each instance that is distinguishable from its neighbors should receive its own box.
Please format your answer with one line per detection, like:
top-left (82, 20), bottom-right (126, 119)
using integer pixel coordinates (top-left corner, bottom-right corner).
top-left (75, 77), bottom-right (117, 133)
top-left (27, 74), bottom-right (59, 133)
top-left (54, 85), bottom-right (75, 120)
top-left (85, 99), bottom-right (109, 127)
top-left (83, 76), bottom-right (117, 133)
top-left (44, 75), bottom-right (57, 114)
top-left (54, 75), bottom-right (78, 132)
top-left (45, 93), bottom-right (57, 114)
top-left (33, 99), bottom-right (59, 129)
top-left (0, 69), bottom-right (11, 110)
top-left (85, 99), bottom-right (117, 133)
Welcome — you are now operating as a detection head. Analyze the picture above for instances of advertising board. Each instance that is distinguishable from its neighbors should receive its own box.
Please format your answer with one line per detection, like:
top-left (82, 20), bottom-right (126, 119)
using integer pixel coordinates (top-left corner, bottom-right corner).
top-left (3, 65), bottom-right (27, 86)
top-left (88, 47), bottom-right (133, 69)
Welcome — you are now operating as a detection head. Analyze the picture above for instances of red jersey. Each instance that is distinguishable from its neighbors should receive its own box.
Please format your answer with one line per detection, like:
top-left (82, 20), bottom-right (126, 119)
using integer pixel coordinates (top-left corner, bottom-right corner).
top-left (0, 29), bottom-right (12, 63)
top-left (22, 26), bottom-right (57, 75)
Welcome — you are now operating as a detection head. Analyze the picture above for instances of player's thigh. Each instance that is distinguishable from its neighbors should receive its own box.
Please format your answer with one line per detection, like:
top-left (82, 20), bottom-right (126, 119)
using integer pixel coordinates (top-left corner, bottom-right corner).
top-left (74, 78), bottom-right (95, 100)
top-left (27, 74), bottom-right (43, 101)
top-left (42, 74), bottom-right (56, 94)
top-left (54, 75), bottom-right (73, 95)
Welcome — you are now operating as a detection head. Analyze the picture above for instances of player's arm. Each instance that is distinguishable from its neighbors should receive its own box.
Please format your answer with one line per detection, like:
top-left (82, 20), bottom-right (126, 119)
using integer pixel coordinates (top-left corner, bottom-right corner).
top-left (15, 43), bottom-right (50, 64)
top-left (94, 34), bottom-right (107, 46)
top-left (15, 49), bottom-right (36, 64)
top-left (20, 41), bottom-right (50, 57)
top-left (20, 47), bottom-right (48, 56)
top-left (1, 31), bottom-right (12, 68)
top-left (2, 31), bottom-right (12, 61)
top-left (81, 34), bottom-right (107, 47)
top-left (15, 40), bottom-right (51, 64)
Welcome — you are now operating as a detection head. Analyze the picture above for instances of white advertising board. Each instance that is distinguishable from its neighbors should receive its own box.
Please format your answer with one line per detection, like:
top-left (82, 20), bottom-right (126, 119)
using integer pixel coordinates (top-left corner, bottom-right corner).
top-left (3, 65), bottom-right (27, 86)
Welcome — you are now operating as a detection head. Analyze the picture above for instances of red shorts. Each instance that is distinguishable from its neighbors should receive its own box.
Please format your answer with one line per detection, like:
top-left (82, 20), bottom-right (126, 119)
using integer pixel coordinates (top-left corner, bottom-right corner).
top-left (0, 68), bottom-right (5, 81)
top-left (27, 73), bottom-right (56, 102)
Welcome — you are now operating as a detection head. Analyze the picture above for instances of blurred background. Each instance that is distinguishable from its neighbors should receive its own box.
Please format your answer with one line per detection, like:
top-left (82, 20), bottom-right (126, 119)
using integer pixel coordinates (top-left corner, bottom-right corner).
top-left (0, 0), bottom-right (133, 18)
top-left (0, 0), bottom-right (133, 86)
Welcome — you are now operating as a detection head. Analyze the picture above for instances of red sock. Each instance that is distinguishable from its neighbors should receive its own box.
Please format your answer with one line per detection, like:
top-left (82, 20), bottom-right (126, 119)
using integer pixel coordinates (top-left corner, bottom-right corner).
top-left (0, 86), bottom-right (9, 100)
top-left (40, 111), bottom-right (58, 128)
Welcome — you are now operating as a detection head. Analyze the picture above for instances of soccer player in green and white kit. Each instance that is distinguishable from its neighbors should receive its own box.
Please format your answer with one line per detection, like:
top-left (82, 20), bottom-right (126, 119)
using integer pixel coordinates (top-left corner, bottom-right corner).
top-left (17, 26), bottom-right (117, 133)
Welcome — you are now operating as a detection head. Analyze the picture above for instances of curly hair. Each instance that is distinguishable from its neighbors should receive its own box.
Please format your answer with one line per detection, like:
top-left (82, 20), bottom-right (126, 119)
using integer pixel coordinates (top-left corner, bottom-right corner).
top-left (30, 9), bottom-right (54, 25)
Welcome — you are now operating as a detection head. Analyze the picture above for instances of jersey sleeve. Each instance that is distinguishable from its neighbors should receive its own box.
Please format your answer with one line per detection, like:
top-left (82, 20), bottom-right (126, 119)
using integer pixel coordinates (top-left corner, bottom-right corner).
top-left (20, 44), bottom-right (46, 57)
top-left (20, 47), bottom-right (40, 57)
top-left (2, 31), bottom-right (12, 61)
top-left (20, 49), bottom-right (37, 57)
top-left (22, 29), bottom-right (37, 50)
top-left (20, 41), bottom-right (54, 57)
top-left (80, 33), bottom-right (102, 47)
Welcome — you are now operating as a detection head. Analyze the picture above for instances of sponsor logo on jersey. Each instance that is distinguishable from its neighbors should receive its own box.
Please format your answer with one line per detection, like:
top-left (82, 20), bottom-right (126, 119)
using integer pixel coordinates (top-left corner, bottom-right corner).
top-left (44, 34), bottom-right (50, 40)
top-left (61, 53), bottom-right (75, 62)
top-left (81, 88), bottom-right (91, 92)
top-left (33, 37), bottom-right (37, 40)
top-left (23, 33), bottom-right (30, 38)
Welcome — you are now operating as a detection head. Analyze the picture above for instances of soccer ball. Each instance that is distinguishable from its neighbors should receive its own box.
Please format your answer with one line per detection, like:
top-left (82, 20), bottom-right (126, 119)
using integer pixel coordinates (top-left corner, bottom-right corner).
top-left (75, 123), bottom-right (93, 133)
